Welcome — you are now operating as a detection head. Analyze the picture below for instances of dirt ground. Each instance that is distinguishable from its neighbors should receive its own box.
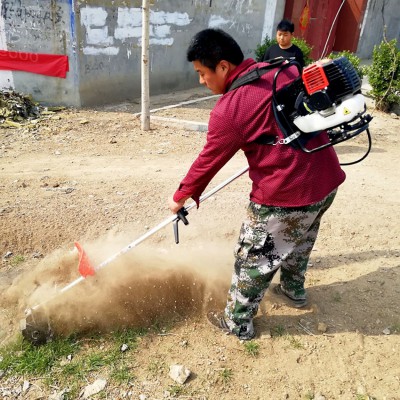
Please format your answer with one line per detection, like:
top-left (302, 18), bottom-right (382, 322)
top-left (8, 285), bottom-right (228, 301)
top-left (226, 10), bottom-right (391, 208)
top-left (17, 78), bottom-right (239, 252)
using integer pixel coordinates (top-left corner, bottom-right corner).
top-left (1, 87), bottom-right (400, 400)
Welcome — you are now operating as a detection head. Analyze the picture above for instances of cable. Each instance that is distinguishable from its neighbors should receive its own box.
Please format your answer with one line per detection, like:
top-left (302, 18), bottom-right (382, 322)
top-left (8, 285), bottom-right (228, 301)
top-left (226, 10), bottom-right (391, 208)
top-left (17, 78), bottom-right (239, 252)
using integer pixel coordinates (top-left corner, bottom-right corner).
top-left (320, 0), bottom-right (346, 59)
top-left (339, 128), bottom-right (372, 166)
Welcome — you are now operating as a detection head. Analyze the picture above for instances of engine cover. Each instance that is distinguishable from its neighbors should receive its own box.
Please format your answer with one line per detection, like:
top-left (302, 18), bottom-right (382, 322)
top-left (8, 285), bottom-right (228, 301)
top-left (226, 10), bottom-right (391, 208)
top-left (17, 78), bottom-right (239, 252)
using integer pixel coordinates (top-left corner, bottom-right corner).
top-left (272, 56), bottom-right (371, 153)
top-left (293, 93), bottom-right (366, 132)
top-left (303, 56), bottom-right (362, 107)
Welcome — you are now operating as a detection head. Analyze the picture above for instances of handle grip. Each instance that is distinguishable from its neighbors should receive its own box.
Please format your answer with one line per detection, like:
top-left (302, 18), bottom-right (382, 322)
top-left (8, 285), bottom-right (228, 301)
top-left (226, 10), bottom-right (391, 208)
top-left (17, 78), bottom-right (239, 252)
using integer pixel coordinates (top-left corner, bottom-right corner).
top-left (173, 207), bottom-right (189, 244)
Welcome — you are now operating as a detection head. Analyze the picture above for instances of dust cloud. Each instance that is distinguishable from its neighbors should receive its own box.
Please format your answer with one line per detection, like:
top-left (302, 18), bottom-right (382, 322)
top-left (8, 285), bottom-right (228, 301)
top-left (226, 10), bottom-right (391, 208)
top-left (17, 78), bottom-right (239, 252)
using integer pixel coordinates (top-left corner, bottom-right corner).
top-left (2, 235), bottom-right (234, 339)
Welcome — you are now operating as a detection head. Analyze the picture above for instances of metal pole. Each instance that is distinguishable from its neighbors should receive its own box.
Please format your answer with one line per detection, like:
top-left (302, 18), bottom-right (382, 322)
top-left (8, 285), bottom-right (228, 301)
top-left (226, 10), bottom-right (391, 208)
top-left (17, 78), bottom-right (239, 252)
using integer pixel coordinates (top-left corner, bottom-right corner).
top-left (141, 0), bottom-right (150, 130)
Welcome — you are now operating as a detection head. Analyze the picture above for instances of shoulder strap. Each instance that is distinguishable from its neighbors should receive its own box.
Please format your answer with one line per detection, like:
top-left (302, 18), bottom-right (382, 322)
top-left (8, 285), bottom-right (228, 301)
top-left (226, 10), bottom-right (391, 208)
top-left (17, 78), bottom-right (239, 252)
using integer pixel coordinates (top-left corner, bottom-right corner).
top-left (227, 58), bottom-right (287, 92)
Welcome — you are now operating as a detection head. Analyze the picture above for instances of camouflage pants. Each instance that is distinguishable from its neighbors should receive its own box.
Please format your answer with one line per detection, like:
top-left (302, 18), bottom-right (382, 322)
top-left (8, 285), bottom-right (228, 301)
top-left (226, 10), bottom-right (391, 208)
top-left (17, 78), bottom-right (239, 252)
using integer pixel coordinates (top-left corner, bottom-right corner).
top-left (224, 190), bottom-right (337, 339)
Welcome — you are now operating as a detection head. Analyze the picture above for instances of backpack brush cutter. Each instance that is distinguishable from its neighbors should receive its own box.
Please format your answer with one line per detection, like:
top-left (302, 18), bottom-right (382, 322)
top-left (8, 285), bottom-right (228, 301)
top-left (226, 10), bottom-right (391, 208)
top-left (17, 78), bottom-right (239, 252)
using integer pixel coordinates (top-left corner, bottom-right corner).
top-left (20, 57), bottom-right (373, 345)
top-left (229, 56), bottom-right (373, 164)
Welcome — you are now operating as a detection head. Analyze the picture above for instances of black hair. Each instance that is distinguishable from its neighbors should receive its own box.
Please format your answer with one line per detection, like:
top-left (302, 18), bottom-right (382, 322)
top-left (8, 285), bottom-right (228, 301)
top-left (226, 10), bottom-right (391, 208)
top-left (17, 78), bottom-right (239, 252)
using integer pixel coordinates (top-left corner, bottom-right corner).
top-left (277, 19), bottom-right (295, 33)
top-left (186, 28), bottom-right (244, 71)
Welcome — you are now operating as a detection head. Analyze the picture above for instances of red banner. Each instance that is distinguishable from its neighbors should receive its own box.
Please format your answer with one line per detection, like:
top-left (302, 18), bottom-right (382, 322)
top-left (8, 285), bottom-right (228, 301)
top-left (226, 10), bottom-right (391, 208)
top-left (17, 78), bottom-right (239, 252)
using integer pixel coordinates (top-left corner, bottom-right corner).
top-left (0, 50), bottom-right (69, 78)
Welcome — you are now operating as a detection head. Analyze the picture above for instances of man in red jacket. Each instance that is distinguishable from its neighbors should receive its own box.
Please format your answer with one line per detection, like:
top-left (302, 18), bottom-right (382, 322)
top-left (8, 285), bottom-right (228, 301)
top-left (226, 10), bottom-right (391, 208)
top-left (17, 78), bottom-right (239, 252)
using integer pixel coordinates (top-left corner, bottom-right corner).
top-left (168, 29), bottom-right (345, 340)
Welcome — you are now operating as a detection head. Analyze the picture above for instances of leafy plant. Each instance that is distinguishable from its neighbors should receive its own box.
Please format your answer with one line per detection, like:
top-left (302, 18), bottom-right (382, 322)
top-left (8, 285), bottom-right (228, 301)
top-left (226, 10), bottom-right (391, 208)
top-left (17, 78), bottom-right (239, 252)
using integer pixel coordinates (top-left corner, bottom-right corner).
top-left (110, 363), bottom-right (132, 384)
top-left (255, 36), bottom-right (276, 62)
top-left (332, 292), bottom-right (342, 303)
top-left (391, 322), bottom-right (400, 333)
top-left (10, 254), bottom-right (25, 267)
top-left (147, 359), bottom-right (166, 375)
top-left (168, 383), bottom-right (186, 397)
top-left (243, 340), bottom-right (260, 357)
top-left (292, 37), bottom-right (313, 66)
top-left (271, 324), bottom-right (286, 337)
top-left (255, 35), bottom-right (313, 66)
top-left (287, 335), bottom-right (304, 349)
top-left (367, 37), bottom-right (400, 111)
top-left (219, 367), bottom-right (233, 383)
top-left (328, 50), bottom-right (366, 79)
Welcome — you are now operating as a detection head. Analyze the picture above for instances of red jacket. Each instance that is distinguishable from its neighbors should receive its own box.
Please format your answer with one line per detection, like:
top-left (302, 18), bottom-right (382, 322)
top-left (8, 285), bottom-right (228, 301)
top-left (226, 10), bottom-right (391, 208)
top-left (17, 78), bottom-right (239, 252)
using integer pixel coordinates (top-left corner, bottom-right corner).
top-left (173, 58), bottom-right (345, 207)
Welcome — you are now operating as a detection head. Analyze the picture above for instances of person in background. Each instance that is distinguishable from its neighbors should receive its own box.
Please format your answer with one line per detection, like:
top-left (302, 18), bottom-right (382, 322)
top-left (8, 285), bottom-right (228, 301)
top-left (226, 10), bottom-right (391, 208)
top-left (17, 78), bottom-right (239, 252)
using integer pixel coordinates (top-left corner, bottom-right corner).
top-left (168, 28), bottom-right (345, 340)
top-left (263, 19), bottom-right (305, 67)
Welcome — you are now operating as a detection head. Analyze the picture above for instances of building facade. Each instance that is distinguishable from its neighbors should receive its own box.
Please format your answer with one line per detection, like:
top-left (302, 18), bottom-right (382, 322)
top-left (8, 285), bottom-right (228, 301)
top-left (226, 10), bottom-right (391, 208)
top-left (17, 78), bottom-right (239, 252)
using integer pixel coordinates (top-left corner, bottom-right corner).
top-left (0, 0), bottom-right (398, 107)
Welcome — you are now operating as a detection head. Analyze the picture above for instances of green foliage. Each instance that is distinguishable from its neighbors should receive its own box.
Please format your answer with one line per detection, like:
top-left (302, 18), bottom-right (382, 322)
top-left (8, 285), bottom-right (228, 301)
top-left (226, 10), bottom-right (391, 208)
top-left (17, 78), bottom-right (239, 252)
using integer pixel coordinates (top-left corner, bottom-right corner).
top-left (254, 36), bottom-right (277, 62)
top-left (147, 359), bottom-right (166, 375)
top-left (292, 37), bottom-right (313, 66)
top-left (287, 335), bottom-right (304, 349)
top-left (111, 327), bottom-right (145, 347)
top-left (332, 292), bottom-right (342, 302)
top-left (367, 38), bottom-right (400, 112)
top-left (271, 324), bottom-right (286, 337)
top-left (0, 335), bottom-right (79, 375)
top-left (110, 363), bottom-right (132, 384)
top-left (219, 367), bottom-right (234, 383)
top-left (391, 322), bottom-right (400, 333)
top-left (254, 35), bottom-right (313, 65)
top-left (328, 50), bottom-right (366, 79)
top-left (10, 254), bottom-right (25, 267)
top-left (243, 340), bottom-right (260, 357)
top-left (356, 395), bottom-right (377, 400)
top-left (0, 327), bottom-right (144, 392)
top-left (168, 383), bottom-right (186, 396)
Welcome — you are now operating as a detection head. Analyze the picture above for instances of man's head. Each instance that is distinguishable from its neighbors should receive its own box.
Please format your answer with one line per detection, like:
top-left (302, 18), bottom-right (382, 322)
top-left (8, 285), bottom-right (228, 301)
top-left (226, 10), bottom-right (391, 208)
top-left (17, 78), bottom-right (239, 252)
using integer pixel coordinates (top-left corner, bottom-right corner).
top-left (186, 29), bottom-right (244, 94)
top-left (276, 19), bottom-right (295, 50)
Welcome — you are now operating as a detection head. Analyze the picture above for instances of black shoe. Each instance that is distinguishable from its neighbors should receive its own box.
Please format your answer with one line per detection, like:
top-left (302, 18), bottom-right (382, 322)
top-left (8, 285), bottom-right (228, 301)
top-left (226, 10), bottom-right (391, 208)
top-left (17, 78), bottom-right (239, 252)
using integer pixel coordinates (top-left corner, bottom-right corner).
top-left (207, 310), bottom-right (255, 341)
top-left (273, 284), bottom-right (307, 308)
top-left (207, 311), bottom-right (231, 336)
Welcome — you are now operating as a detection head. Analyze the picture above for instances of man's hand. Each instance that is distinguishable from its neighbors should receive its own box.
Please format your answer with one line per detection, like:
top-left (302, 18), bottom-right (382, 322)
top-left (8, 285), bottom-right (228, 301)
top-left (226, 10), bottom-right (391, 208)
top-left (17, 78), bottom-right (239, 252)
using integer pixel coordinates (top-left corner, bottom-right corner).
top-left (168, 196), bottom-right (189, 214)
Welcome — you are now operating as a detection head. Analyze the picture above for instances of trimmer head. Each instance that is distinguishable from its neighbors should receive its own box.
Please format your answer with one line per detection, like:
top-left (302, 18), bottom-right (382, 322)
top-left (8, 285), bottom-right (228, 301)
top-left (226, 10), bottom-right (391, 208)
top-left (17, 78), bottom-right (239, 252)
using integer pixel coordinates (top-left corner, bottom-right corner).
top-left (20, 309), bottom-right (53, 346)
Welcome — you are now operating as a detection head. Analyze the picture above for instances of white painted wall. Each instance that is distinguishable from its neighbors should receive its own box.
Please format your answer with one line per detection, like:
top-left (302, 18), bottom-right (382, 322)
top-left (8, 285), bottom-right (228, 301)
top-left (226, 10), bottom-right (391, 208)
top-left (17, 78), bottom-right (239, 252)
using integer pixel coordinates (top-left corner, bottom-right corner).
top-left (80, 6), bottom-right (192, 55)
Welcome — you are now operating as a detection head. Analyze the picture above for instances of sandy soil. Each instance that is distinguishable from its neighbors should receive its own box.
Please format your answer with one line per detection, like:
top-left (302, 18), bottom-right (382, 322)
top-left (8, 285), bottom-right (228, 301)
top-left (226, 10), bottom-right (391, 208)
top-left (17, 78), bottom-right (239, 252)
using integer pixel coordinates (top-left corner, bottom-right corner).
top-left (0, 88), bottom-right (399, 400)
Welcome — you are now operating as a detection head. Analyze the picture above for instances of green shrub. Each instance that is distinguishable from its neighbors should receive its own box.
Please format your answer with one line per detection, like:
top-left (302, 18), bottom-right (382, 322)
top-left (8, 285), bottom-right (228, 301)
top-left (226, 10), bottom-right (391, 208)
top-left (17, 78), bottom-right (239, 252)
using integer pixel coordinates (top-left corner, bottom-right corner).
top-left (328, 50), bottom-right (366, 79)
top-left (254, 35), bottom-right (313, 66)
top-left (367, 38), bottom-right (400, 112)
top-left (292, 37), bottom-right (313, 66)
top-left (254, 36), bottom-right (276, 62)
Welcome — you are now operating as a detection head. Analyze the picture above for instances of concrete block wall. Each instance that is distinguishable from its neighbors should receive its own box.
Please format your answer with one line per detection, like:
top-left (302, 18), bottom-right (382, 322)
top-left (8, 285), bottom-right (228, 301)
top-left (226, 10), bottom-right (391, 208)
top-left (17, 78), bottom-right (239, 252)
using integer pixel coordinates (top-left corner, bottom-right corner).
top-left (357, 0), bottom-right (400, 59)
top-left (74, 0), bottom-right (282, 106)
top-left (0, 0), bottom-right (79, 105)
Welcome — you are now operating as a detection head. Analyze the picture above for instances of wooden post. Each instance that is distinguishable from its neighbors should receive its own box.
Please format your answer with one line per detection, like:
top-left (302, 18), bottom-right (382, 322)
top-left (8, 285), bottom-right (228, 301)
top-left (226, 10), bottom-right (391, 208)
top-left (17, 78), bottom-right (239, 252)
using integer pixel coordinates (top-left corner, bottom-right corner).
top-left (141, 0), bottom-right (150, 130)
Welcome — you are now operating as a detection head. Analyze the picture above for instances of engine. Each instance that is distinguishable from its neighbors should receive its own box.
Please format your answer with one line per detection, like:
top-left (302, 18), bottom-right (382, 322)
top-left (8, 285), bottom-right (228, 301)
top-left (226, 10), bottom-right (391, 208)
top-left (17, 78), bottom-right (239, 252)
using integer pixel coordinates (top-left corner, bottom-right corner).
top-left (273, 56), bottom-right (372, 155)
top-left (293, 57), bottom-right (366, 132)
